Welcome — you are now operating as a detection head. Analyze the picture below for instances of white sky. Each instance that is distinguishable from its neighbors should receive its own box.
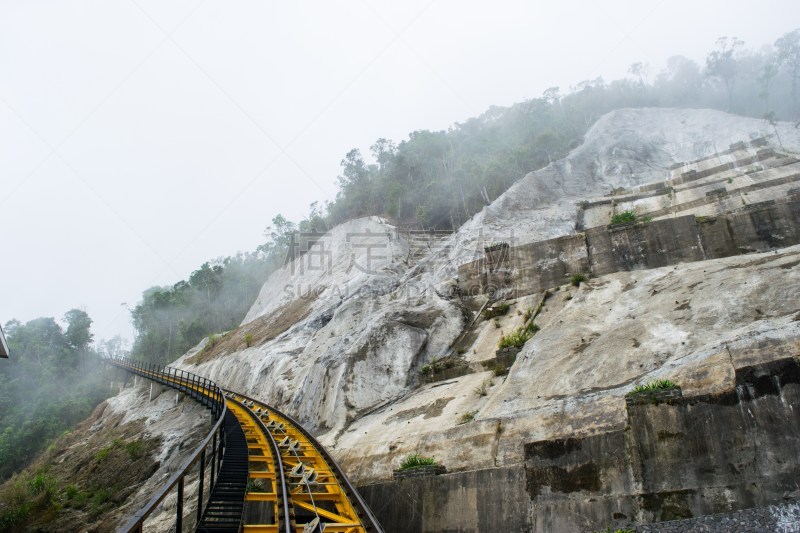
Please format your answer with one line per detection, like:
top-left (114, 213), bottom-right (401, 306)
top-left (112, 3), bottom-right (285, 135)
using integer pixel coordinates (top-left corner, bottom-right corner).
top-left (1, 0), bottom-right (798, 343)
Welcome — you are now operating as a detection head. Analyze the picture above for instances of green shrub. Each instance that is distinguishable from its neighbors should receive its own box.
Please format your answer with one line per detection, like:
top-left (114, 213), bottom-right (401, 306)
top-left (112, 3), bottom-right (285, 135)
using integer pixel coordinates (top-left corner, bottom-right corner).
top-left (95, 439), bottom-right (121, 461)
top-left (419, 364), bottom-right (431, 375)
top-left (498, 331), bottom-right (528, 349)
top-left (493, 363), bottom-right (509, 377)
top-left (202, 333), bottom-right (224, 352)
top-left (498, 322), bottom-right (539, 349)
top-left (474, 381), bottom-right (489, 397)
top-left (627, 379), bottom-right (678, 396)
top-left (610, 210), bottom-right (637, 224)
top-left (62, 484), bottom-right (81, 501)
top-left (457, 411), bottom-right (477, 425)
top-left (0, 504), bottom-right (31, 531)
top-left (28, 472), bottom-right (57, 500)
top-left (399, 453), bottom-right (439, 470)
top-left (244, 333), bottom-right (253, 347)
top-left (124, 440), bottom-right (145, 460)
top-left (524, 322), bottom-right (540, 335)
top-left (570, 273), bottom-right (588, 286)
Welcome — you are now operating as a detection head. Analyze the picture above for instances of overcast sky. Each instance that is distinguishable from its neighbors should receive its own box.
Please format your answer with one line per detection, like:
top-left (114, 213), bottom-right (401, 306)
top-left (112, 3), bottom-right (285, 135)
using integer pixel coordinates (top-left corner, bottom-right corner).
top-left (2, 0), bottom-right (798, 344)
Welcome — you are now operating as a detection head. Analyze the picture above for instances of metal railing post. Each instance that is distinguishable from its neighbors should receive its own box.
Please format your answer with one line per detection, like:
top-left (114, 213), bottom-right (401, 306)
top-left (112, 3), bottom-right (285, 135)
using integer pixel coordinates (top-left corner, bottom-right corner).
top-left (197, 449), bottom-right (205, 524)
top-left (210, 432), bottom-right (217, 489)
top-left (176, 478), bottom-right (184, 532)
top-left (218, 423), bottom-right (225, 473)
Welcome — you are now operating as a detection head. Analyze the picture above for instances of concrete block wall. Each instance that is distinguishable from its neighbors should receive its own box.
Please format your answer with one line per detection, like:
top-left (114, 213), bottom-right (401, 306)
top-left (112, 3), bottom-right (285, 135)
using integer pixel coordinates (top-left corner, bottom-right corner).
top-left (586, 214), bottom-right (705, 277)
top-left (359, 358), bottom-right (800, 532)
top-left (457, 195), bottom-right (800, 298)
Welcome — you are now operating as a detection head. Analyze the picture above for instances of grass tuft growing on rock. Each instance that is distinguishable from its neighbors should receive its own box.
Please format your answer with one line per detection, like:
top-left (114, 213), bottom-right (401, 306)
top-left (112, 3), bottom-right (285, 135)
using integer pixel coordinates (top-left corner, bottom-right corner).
top-left (473, 380), bottom-right (491, 397)
top-left (610, 210), bottom-right (637, 225)
top-left (627, 379), bottom-right (678, 396)
top-left (399, 453), bottom-right (439, 470)
top-left (456, 411), bottom-right (478, 425)
top-left (498, 322), bottom-right (540, 349)
top-left (570, 273), bottom-right (588, 286)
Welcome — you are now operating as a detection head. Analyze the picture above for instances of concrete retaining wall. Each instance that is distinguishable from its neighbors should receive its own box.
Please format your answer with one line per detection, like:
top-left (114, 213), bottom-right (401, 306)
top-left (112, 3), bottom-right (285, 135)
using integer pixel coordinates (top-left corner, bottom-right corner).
top-left (358, 358), bottom-right (800, 532)
top-left (457, 195), bottom-right (800, 297)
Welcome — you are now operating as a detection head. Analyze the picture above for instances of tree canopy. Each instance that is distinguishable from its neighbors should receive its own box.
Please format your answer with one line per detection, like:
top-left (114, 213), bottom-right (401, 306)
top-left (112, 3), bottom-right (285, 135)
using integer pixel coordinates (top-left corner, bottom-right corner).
top-left (0, 312), bottom-right (111, 481)
top-left (129, 29), bottom-right (800, 365)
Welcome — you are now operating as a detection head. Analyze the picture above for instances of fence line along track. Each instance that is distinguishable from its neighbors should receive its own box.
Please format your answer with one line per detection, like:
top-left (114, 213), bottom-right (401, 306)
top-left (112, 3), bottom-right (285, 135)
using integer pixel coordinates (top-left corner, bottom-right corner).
top-left (107, 357), bottom-right (235, 532)
top-left (107, 358), bottom-right (383, 533)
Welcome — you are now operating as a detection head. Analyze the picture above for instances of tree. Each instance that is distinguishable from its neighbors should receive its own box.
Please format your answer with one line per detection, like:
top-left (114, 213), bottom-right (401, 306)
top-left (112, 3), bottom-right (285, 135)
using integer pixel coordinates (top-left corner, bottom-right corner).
top-left (0, 313), bottom-right (110, 480)
top-left (706, 36), bottom-right (745, 111)
top-left (775, 29), bottom-right (800, 119)
top-left (628, 62), bottom-right (650, 87)
top-left (63, 309), bottom-right (93, 352)
top-left (757, 61), bottom-right (779, 113)
top-left (542, 86), bottom-right (561, 104)
top-left (96, 335), bottom-right (127, 360)
top-left (370, 138), bottom-right (397, 171)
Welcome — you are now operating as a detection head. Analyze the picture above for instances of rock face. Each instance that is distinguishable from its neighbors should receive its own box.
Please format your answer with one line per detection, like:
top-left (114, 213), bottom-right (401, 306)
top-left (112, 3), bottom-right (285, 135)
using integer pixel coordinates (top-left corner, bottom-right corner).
top-left (166, 108), bottom-right (800, 471)
top-left (96, 108), bottom-right (800, 530)
top-left (177, 217), bottom-right (465, 436)
top-left (442, 107), bottom-right (800, 272)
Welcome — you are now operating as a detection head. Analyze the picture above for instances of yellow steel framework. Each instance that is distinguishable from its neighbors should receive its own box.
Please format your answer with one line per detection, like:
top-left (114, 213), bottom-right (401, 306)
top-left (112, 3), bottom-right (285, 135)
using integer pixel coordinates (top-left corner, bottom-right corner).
top-left (229, 392), bottom-right (367, 533)
top-left (227, 400), bottom-right (284, 532)
top-left (114, 364), bottom-right (374, 533)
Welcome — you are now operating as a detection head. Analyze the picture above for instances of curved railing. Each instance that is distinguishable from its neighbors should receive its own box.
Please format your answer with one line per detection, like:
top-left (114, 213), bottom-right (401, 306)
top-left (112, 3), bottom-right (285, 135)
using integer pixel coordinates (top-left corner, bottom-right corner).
top-left (107, 358), bottom-right (384, 532)
top-left (106, 357), bottom-right (229, 532)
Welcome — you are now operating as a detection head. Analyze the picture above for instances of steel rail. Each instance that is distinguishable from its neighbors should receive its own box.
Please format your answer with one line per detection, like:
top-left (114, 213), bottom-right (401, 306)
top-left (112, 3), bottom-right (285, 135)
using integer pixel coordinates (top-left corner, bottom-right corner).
top-left (228, 390), bottom-right (384, 533)
top-left (228, 396), bottom-right (293, 533)
top-left (106, 357), bottom-right (230, 532)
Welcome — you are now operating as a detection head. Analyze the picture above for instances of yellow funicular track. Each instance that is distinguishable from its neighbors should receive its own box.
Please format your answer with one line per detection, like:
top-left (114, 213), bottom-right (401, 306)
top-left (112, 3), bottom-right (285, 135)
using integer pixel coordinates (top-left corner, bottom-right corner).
top-left (225, 398), bottom-right (287, 533)
top-left (108, 358), bottom-right (381, 533)
top-left (227, 391), bottom-right (376, 533)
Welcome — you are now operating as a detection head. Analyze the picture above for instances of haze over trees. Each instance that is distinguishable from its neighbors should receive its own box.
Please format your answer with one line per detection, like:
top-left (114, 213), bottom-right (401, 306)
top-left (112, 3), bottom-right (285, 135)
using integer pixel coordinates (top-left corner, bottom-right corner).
top-left (129, 29), bottom-right (800, 365)
top-left (129, 219), bottom-right (295, 364)
top-left (0, 311), bottom-right (113, 481)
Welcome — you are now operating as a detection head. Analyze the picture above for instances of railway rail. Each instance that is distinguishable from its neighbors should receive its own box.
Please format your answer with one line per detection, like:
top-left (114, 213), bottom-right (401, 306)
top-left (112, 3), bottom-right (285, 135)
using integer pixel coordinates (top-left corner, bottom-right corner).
top-left (107, 357), bottom-right (383, 533)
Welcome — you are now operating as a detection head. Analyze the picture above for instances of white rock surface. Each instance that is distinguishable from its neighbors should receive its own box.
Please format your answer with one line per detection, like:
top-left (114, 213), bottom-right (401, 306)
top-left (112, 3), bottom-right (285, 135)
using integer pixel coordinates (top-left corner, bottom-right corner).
top-left (94, 108), bottom-right (800, 486)
top-left (170, 108), bottom-right (800, 482)
top-left (439, 108), bottom-right (800, 275)
top-left (331, 245), bottom-right (800, 482)
top-left (178, 217), bottom-right (465, 436)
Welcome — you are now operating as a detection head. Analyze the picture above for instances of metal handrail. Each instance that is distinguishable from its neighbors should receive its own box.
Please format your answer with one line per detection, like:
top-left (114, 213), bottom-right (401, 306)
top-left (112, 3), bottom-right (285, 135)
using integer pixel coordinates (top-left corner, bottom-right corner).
top-left (106, 357), bottom-right (229, 532)
top-left (229, 389), bottom-right (384, 532)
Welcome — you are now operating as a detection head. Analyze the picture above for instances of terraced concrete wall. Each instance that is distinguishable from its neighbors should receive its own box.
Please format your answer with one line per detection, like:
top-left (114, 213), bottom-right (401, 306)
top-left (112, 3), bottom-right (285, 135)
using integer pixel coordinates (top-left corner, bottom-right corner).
top-left (457, 195), bottom-right (800, 297)
top-left (586, 213), bottom-right (705, 276)
top-left (358, 358), bottom-right (800, 533)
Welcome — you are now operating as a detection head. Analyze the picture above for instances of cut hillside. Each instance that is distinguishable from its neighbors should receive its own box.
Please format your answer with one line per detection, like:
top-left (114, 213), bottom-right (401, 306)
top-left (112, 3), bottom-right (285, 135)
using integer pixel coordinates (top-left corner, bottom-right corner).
top-left (89, 107), bottom-right (800, 497)
top-left (168, 109), bottom-right (800, 454)
top-left (0, 378), bottom-right (212, 532)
